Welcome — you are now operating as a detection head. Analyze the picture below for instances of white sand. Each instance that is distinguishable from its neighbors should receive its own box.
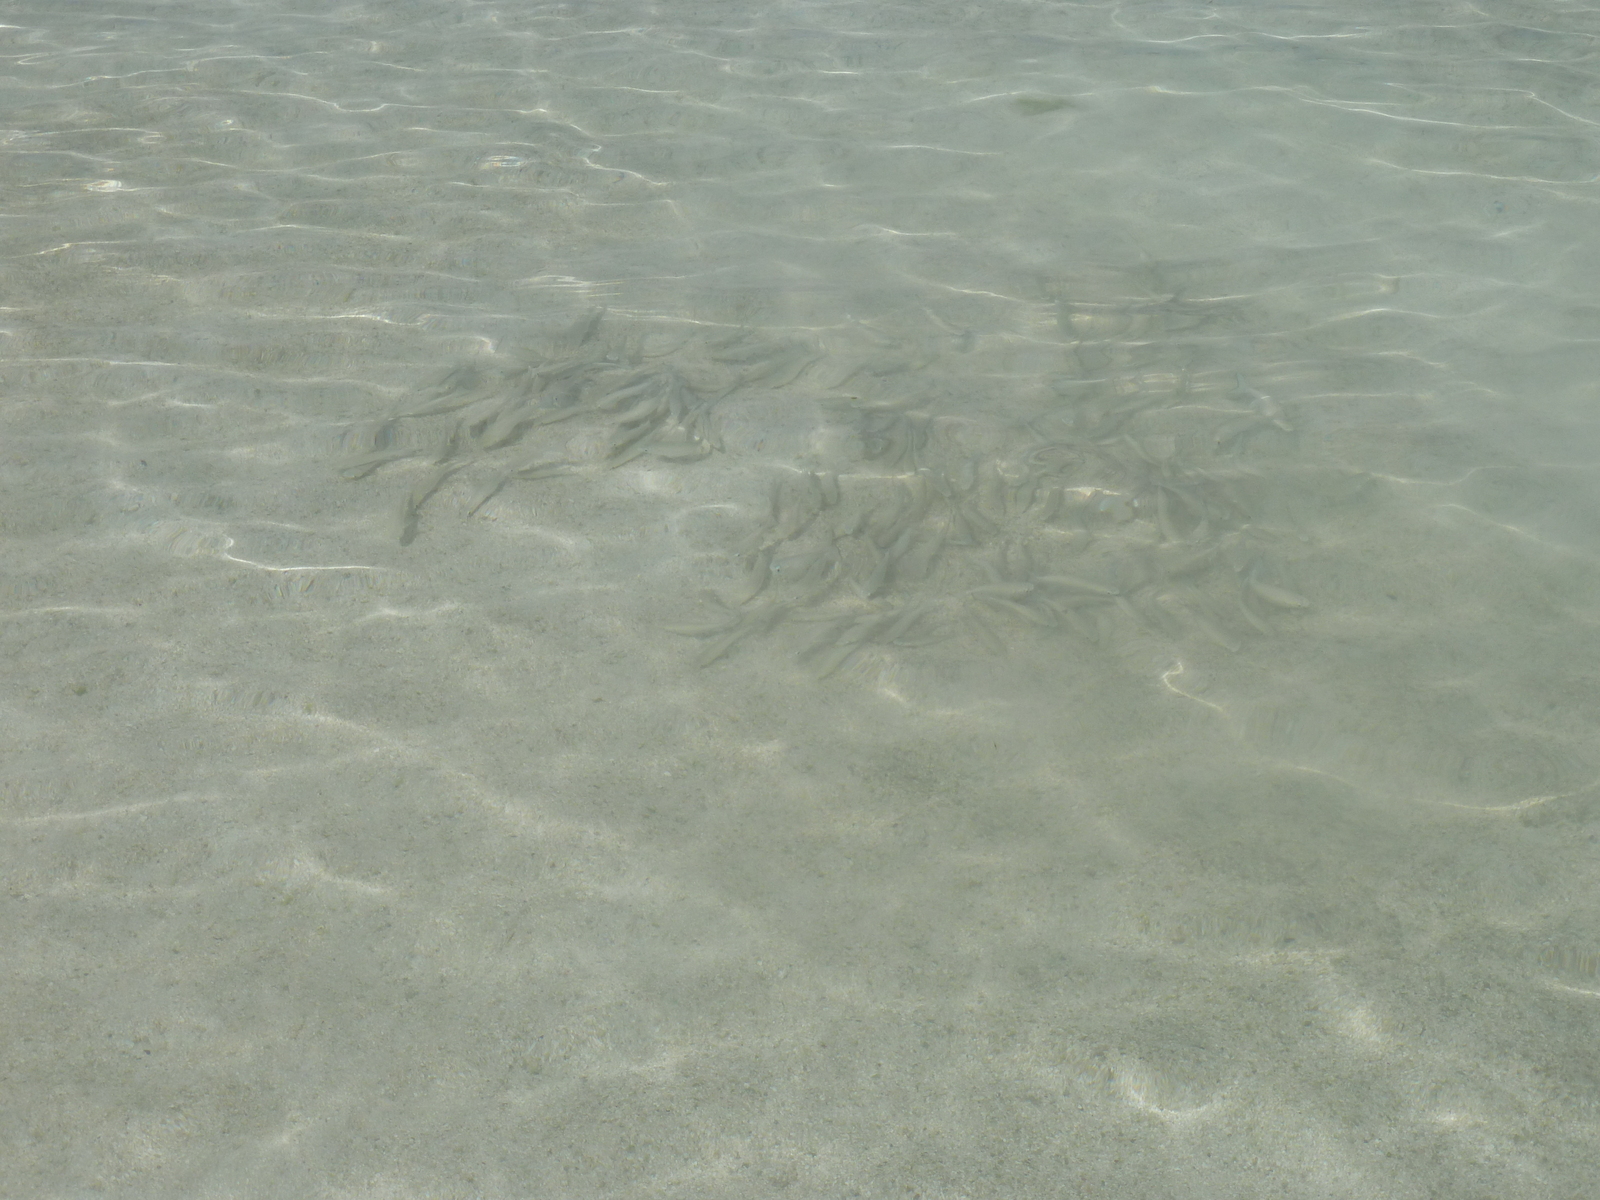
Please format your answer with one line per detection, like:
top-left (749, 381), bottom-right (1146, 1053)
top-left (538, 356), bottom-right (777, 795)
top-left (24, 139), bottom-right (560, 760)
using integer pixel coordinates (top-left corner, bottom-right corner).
top-left (3, 1), bottom-right (1599, 1196)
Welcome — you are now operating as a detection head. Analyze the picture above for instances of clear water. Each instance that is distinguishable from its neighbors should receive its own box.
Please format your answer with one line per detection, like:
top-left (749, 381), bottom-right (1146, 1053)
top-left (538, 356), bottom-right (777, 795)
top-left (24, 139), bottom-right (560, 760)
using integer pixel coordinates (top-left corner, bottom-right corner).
top-left (4, 1), bottom-right (1600, 1195)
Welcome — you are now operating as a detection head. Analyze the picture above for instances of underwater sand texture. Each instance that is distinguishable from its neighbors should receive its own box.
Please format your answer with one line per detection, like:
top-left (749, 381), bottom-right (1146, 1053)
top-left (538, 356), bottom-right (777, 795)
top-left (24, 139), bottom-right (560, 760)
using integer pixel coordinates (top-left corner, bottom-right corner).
top-left (5, 0), bottom-right (1600, 1195)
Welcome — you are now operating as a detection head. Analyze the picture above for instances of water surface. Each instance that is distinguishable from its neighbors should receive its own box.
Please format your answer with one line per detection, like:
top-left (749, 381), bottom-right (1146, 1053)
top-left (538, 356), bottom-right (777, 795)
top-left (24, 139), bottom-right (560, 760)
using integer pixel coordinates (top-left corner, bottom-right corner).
top-left (3, 1), bottom-right (1600, 1196)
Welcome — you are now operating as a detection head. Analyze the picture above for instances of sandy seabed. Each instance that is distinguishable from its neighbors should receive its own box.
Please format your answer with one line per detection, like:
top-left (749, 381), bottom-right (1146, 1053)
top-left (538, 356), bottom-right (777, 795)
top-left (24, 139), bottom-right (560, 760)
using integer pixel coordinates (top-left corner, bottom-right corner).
top-left (4, 0), bottom-right (1600, 1195)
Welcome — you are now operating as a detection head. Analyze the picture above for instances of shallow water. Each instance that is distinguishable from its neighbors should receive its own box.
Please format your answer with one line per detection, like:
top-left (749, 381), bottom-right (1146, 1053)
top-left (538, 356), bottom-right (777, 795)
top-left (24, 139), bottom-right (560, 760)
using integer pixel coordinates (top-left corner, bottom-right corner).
top-left (4, 1), bottom-right (1600, 1196)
